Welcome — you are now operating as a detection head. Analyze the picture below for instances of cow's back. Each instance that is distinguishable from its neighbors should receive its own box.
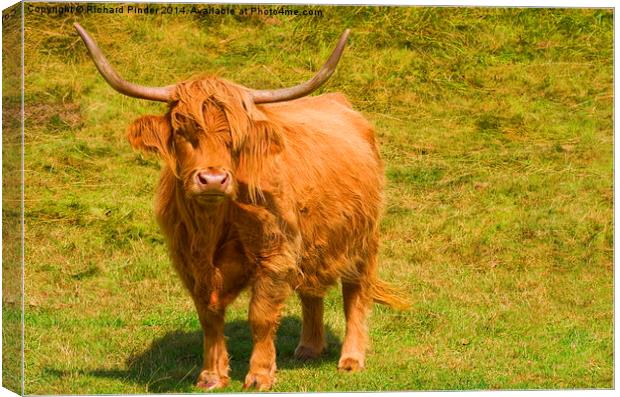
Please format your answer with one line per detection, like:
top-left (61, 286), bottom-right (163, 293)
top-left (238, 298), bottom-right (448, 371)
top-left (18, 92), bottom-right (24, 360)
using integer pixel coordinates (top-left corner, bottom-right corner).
top-left (263, 93), bottom-right (378, 151)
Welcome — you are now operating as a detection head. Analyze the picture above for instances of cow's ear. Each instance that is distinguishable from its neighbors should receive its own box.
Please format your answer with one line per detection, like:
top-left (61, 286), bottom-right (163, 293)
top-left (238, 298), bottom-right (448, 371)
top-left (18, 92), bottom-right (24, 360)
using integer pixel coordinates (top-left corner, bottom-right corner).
top-left (237, 96), bottom-right (284, 155)
top-left (225, 94), bottom-right (285, 202)
top-left (246, 118), bottom-right (285, 156)
top-left (127, 115), bottom-right (174, 163)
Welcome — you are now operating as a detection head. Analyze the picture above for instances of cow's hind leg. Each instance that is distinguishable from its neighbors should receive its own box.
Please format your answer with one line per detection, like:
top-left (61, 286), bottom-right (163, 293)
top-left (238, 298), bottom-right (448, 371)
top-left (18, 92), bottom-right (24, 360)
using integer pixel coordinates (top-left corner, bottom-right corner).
top-left (339, 279), bottom-right (371, 372)
top-left (295, 294), bottom-right (326, 360)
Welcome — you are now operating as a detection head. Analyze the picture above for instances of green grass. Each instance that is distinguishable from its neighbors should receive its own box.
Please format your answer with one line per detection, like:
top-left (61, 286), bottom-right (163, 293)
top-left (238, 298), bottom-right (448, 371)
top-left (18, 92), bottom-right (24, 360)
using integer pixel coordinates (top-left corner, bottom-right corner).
top-left (13, 5), bottom-right (613, 394)
top-left (3, 3), bottom-right (25, 393)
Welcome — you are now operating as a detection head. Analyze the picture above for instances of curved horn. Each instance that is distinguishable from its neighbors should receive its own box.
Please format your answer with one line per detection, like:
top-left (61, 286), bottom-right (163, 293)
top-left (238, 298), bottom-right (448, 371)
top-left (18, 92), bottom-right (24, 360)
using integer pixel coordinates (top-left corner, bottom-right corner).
top-left (73, 23), bottom-right (174, 102)
top-left (250, 29), bottom-right (350, 104)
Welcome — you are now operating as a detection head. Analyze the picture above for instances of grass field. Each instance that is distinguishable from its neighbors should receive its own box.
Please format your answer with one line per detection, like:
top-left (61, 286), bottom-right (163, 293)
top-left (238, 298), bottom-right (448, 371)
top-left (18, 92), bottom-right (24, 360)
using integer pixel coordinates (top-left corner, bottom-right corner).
top-left (4, 4), bottom-right (613, 394)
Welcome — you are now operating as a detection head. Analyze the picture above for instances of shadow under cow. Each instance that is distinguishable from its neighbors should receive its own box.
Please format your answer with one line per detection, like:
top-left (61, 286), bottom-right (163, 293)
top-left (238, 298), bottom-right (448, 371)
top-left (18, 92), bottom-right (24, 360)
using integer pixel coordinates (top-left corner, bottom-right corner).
top-left (84, 316), bottom-right (342, 392)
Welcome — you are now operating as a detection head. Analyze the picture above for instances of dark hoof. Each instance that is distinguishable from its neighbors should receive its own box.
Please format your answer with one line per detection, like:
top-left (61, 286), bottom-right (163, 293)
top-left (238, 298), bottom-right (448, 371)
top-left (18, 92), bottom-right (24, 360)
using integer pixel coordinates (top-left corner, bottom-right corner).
top-left (196, 371), bottom-right (228, 391)
top-left (338, 357), bottom-right (364, 372)
top-left (243, 372), bottom-right (274, 391)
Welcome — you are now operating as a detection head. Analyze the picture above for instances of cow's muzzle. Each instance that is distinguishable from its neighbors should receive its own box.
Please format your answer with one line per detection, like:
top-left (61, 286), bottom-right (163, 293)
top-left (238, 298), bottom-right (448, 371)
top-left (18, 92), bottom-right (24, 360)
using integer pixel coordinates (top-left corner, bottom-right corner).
top-left (194, 168), bottom-right (232, 196)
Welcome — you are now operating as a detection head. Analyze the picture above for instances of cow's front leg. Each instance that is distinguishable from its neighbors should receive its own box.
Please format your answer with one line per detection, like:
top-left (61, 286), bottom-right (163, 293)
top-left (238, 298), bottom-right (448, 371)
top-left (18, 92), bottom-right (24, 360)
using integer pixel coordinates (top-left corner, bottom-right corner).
top-left (193, 304), bottom-right (229, 390)
top-left (243, 271), bottom-right (292, 391)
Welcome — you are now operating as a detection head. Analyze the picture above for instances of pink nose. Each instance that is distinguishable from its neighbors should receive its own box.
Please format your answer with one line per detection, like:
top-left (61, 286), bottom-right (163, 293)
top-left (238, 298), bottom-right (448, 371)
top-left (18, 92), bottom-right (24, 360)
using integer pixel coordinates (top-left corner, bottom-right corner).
top-left (196, 169), bottom-right (230, 192)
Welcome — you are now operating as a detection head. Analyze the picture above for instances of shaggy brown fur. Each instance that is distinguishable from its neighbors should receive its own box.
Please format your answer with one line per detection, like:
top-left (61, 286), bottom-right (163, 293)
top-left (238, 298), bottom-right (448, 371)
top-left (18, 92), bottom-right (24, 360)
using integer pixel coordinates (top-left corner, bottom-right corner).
top-left (127, 77), bottom-right (408, 391)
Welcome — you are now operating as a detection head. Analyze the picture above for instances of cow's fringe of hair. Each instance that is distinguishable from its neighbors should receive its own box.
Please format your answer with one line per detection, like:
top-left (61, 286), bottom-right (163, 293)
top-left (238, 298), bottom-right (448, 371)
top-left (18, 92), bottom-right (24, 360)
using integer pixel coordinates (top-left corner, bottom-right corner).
top-left (173, 78), bottom-right (284, 204)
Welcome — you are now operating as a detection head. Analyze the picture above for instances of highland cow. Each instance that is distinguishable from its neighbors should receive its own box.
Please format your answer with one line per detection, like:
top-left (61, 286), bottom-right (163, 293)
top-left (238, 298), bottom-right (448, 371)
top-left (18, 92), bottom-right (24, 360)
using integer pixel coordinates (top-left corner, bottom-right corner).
top-left (75, 23), bottom-right (407, 391)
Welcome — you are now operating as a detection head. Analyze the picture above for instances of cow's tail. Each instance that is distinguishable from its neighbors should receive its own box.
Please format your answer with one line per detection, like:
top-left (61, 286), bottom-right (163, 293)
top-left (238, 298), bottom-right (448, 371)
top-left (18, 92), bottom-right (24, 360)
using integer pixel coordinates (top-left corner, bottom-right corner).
top-left (370, 278), bottom-right (411, 310)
